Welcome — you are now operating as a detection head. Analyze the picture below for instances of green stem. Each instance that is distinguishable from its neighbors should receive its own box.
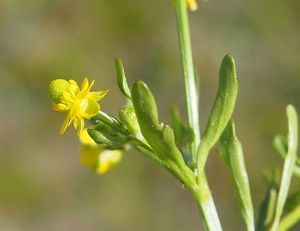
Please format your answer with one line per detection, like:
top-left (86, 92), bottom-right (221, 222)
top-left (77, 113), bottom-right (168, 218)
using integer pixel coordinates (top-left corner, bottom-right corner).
top-left (175, 0), bottom-right (200, 165)
top-left (193, 171), bottom-right (223, 231)
top-left (175, 1), bottom-right (222, 230)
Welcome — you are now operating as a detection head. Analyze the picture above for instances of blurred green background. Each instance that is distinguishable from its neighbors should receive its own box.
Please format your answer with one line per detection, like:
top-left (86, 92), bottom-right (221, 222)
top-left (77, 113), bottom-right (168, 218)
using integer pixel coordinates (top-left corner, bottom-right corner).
top-left (1, 0), bottom-right (300, 230)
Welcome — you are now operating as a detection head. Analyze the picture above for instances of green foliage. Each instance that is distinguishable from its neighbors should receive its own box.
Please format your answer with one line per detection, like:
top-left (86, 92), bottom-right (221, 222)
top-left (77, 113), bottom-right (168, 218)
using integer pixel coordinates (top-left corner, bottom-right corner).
top-left (49, 1), bottom-right (300, 230)
top-left (219, 121), bottom-right (254, 231)
top-left (115, 58), bottom-right (131, 99)
top-left (170, 106), bottom-right (194, 166)
top-left (274, 134), bottom-right (300, 177)
top-left (256, 178), bottom-right (278, 231)
top-left (131, 80), bottom-right (195, 187)
top-left (197, 54), bottom-right (238, 171)
top-left (270, 105), bottom-right (299, 231)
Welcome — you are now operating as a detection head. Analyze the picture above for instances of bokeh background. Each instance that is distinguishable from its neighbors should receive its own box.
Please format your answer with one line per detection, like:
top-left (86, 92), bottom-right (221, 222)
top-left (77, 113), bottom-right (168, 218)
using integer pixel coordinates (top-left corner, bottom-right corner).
top-left (1, 0), bottom-right (300, 230)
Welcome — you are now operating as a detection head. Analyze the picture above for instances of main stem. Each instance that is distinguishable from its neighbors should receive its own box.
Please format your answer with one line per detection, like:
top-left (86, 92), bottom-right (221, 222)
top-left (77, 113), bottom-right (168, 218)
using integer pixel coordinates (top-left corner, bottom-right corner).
top-left (192, 172), bottom-right (223, 231)
top-left (175, 0), bottom-right (200, 165)
top-left (175, 1), bottom-right (222, 231)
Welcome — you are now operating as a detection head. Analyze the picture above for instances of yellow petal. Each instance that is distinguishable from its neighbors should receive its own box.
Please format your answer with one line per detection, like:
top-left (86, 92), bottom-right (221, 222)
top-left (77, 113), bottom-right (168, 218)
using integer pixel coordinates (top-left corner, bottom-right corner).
top-left (187, 0), bottom-right (198, 11)
top-left (96, 150), bottom-right (123, 174)
top-left (52, 102), bottom-right (69, 111)
top-left (76, 117), bottom-right (85, 136)
top-left (60, 114), bottom-right (72, 135)
top-left (79, 98), bottom-right (100, 119)
top-left (80, 79), bottom-right (95, 97)
top-left (80, 149), bottom-right (99, 169)
top-left (88, 90), bottom-right (109, 101)
top-left (79, 129), bottom-right (97, 145)
top-left (81, 78), bottom-right (89, 92)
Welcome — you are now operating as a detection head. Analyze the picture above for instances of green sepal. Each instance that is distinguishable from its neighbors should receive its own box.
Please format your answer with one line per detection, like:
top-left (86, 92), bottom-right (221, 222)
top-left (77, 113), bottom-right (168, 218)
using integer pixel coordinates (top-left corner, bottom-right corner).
top-left (197, 54), bottom-right (238, 169)
top-left (219, 120), bottom-right (254, 231)
top-left (115, 58), bottom-right (131, 99)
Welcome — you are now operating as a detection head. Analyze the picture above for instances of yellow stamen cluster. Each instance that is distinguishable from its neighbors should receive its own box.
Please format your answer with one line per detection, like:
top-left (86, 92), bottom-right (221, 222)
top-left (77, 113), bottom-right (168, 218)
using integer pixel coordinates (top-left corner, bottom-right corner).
top-left (49, 78), bottom-right (108, 135)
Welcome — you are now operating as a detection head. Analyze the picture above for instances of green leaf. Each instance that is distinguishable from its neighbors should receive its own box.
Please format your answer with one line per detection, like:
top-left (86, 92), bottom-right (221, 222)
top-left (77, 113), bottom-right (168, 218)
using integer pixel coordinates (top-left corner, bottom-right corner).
top-left (115, 58), bottom-right (131, 98)
top-left (270, 105), bottom-right (299, 231)
top-left (119, 104), bottom-right (141, 136)
top-left (131, 81), bottom-right (160, 130)
top-left (131, 81), bottom-right (175, 161)
top-left (284, 191), bottom-right (300, 213)
top-left (278, 204), bottom-right (300, 231)
top-left (256, 185), bottom-right (278, 231)
top-left (170, 106), bottom-right (194, 164)
top-left (273, 135), bottom-right (288, 159)
top-left (197, 54), bottom-right (238, 171)
top-left (131, 81), bottom-right (195, 188)
top-left (219, 120), bottom-right (255, 231)
top-left (273, 134), bottom-right (300, 177)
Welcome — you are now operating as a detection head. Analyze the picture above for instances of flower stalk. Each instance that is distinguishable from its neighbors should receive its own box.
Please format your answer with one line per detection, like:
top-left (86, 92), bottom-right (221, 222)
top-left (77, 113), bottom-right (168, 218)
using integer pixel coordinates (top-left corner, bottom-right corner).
top-left (175, 0), bottom-right (200, 166)
top-left (175, 0), bottom-right (222, 230)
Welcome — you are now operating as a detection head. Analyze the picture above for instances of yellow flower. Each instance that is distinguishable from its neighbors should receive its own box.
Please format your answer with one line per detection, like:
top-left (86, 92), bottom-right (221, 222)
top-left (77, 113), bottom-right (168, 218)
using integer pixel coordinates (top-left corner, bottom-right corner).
top-left (48, 78), bottom-right (108, 135)
top-left (187, 0), bottom-right (198, 11)
top-left (172, 0), bottom-right (198, 11)
top-left (79, 129), bottom-right (123, 174)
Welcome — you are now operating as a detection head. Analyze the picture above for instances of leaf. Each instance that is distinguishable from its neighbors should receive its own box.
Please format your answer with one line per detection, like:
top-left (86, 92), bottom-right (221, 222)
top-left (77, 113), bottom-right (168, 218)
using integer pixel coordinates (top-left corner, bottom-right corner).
top-left (273, 135), bottom-right (288, 159)
top-left (219, 120), bottom-right (255, 231)
top-left (115, 58), bottom-right (131, 98)
top-left (119, 104), bottom-right (141, 136)
top-left (170, 106), bottom-right (194, 165)
top-left (284, 191), bottom-right (300, 213)
top-left (278, 204), bottom-right (300, 231)
top-left (273, 134), bottom-right (300, 177)
top-left (131, 81), bottom-right (160, 130)
top-left (197, 54), bottom-right (238, 170)
top-left (270, 105), bottom-right (299, 231)
top-left (131, 81), bottom-right (175, 160)
top-left (256, 186), bottom-right (278, 231)
top-left (131, 81), bottom-right (195, 187)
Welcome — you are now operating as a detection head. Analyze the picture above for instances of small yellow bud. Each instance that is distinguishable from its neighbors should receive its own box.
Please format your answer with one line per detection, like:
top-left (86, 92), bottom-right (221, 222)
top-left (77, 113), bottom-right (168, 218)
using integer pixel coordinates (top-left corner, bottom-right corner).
top-left (48, 79), bottom-right (69, 104)
top-left (187, 0), bottom-right (198, 11)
